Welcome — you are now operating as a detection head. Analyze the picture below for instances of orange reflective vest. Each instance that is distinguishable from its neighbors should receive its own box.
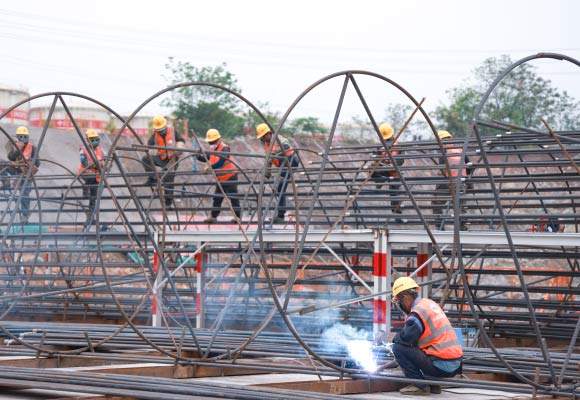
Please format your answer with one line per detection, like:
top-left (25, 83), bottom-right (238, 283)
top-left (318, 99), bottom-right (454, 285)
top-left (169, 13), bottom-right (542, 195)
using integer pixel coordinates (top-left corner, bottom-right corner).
top-left (15, 142), bottom-right (33, 161)
top-left (210, 141), bottom-right (236, 182)
top-left (411, 298), bottom-right (463, 360)
top-left (155, 130), bottom-right (176, 161)
top-left (445, 145), bottom-right (465, 178)
top-left (263, 136), bottom-right (294, 167)
top-left (78, 146), bottom-right (105, 182)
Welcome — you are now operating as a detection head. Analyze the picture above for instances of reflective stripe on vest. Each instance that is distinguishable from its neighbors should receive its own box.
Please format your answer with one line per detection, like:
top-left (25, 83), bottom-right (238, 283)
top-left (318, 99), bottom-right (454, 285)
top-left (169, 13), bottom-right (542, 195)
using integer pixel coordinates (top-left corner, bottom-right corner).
top-left (209, 141), bottom-right (236, 182)
top-left (264, 136), bottom-right (294, 167)
top-left (155, 130), bottom-right (176, 160)
top-left (410, 298), bottom-right (463, 360)
top-left (78, 146), bottom-right (104, 182)
top-left (16, 142), bottom-right (33, 161)
top-left (445, 146), bottom-right (465, 178)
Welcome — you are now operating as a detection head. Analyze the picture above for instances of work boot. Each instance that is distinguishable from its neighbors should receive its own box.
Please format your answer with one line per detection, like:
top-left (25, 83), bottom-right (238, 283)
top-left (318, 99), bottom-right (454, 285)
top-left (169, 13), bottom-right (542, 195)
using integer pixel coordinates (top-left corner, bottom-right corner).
top-left (203, 216), bottom-right (216, 224)
top-left (399, 384), bottom-right (430, 395)
top-left (272, 216), bottom-right (285, 225)
top-left (430, 384), bottom-right (442, 394)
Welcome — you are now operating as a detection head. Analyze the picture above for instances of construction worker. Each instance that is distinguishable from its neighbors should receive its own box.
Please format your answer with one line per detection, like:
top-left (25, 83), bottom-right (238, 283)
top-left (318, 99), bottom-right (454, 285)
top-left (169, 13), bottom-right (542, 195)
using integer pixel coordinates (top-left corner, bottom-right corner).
top-left (142, 115), bottom-right (185, 208)
top-left (6, 126), bottom-right (39, 222)
top-left (370, 122), bottom-right (404, 220)
top-left (256, 123), bottom-right (298, 224)
top-left (196, 128), bottom-right (241, 223)
top-left (388, 276), bottom-right (463, 395)
top-left (432, 130), bottom-right (472, 230)
top-left (78, 129), bottom-right (105, 225)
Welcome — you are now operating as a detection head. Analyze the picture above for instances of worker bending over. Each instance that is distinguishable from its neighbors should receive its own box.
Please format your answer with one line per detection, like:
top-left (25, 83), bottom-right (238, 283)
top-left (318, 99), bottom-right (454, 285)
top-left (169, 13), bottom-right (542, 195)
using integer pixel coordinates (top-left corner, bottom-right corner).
top-left (196, 129), bottom-right (241, 224)
top-left (432, 130), bottom-right (472, 230)
top-left (256, 123), bottom-right (298, 224)
top-left (142, 115), bottom-right (184, 208)
top-left (388, 277), bottom-right (463, 395)
top-left (369, 122), bottom-right (404, 220)
top-left (78, 129), bottom-right (104, 225)
top-left (7, 126), bottom-right (40, 223)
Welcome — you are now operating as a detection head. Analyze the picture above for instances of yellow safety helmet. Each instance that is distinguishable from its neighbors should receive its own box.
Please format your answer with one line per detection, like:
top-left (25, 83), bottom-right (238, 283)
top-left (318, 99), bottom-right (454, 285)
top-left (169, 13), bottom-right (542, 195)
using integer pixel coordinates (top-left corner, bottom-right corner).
top-left (152, 115), bottom-right (167, 131)
top-left (16, 126), bottom-right (29, 136)
top-left (379, 123), bottom-right (394, 140)
top-left (205, 128), bottom-right (221, 143)
top-left (86, 129), bottom-right (99, 139)
top-left (437, 130), bottom-right (452, 140)
top-left (392, 276), bottom-right (419, 298)
top-left (256, 123), bottom-right (271, 139)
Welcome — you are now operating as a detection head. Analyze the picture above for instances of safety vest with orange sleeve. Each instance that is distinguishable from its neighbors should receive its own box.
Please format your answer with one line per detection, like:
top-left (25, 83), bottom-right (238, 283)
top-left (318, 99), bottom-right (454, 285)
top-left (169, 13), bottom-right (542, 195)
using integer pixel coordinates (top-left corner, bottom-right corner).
top-left (154, 130), bottom-right (177, 161)
top-left (444, 145), bottom-right (466, 178)
top-left (209, 141), bottom-right (237, 182)
top-left (15, 142), bottom-right (33, 161)
top-left (263, 136), bottom-right (295, 168)
top-left (78, 146), bottom-right (105, 182)
top-left (410, 298), bottom-right (463, 360)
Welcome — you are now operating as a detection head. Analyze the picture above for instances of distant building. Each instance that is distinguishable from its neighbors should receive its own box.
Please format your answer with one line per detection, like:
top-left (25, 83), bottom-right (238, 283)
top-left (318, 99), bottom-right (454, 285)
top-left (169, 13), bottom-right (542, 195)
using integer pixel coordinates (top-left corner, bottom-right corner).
top-left (30, 105), bottom-right (109, 131)
top-left (0, 85), bottom-right (30, 125)
top-left (118, 115), bottom-right (152, 137)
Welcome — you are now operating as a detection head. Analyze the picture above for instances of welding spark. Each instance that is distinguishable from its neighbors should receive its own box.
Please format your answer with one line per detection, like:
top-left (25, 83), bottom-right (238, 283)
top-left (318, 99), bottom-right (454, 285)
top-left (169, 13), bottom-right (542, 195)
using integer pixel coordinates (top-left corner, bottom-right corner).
top-left (346, 339), bottom-right (378, 373)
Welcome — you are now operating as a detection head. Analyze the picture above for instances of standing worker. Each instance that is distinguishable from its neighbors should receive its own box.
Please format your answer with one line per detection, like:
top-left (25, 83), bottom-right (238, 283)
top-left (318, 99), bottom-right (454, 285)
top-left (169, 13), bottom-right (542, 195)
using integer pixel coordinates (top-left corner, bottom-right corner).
top-left (369, 122), bottom-right (404, 221)
top-left (196, 128), bottom-right (241, 224)
top-left (78, 129), bottom-right (104, 225)
top-left (388, 276), bottom-right (463, 395)
top-left (142, 115), bottom-right (185, 208)
top-left (7, 126), bottom-right (39, 223)
top-left (432, 130), bottom-right (472, 230)
top-left (255, 123), bottom-right (298, 224)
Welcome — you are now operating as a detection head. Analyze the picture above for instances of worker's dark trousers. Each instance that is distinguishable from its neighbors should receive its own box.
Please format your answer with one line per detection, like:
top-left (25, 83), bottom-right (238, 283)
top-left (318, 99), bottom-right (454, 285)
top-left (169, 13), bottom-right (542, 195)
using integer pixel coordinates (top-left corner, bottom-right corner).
top-left (6, 167), bottom-right (32, 220)
top-left (142, 155), bottom-right (176, 206)
top-left (211, 177), bottom-right (241, 219)
top-left (82, 176), bottom-right (99, 224)
top-left (18, 178), bottom-right (31, 219)
top-left (370, 171), bottom-right (401, 214)
top-left (275, 155), bottom-right (299, 219)
top-left (392, 343), bottom-right (460, 389)
top-left (432, 182), bottom-right (468, 229)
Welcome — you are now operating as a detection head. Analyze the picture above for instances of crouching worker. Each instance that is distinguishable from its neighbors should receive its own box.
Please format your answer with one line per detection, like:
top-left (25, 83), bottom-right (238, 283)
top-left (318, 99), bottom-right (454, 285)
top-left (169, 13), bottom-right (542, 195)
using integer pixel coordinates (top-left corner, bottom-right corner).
top-left (142, 115), bottom-right (185, 208)
top-left (196, 128), bottom-right (241, 224)
top-left (255, 123), bottom-right (298, 224)
top-left (389, 277), bottom-right (463, 395)
top-left (78, 129), bottom-right (104, 225)
top-left (7, 126), bottom-right (40, 223)
top-left (370, 122), bottom-right (404, 219)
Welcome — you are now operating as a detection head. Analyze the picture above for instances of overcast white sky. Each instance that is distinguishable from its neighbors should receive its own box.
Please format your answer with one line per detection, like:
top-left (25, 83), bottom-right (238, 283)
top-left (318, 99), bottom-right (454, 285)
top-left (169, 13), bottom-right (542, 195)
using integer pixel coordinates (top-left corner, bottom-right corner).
top-left (1, 0), bottom-right (579, 124)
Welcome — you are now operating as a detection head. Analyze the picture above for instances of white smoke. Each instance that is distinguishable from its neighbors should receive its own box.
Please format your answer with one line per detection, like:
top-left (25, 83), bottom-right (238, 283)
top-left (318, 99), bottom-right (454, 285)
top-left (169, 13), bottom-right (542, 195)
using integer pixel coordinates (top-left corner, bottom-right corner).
top-left (321, 323), bottom-right (378, 373)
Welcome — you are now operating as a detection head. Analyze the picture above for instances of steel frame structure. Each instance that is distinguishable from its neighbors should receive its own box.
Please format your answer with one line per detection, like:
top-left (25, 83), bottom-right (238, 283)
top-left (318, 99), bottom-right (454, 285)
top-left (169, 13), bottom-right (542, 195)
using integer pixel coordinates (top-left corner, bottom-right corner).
top-left (0, 52), bottom-right (577, 397)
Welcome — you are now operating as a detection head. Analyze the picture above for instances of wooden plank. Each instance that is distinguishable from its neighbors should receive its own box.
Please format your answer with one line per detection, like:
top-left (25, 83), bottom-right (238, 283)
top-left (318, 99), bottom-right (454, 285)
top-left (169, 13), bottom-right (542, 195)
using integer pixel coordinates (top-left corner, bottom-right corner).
top-left (54, 363), bottom-right (195, 379)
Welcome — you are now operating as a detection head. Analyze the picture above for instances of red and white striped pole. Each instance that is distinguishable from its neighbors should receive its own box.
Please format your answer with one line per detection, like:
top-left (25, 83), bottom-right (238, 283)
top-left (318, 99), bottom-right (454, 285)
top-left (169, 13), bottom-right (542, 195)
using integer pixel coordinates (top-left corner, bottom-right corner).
top-left (373, 229), bottom-right (391, 338)
top-left (151, 236), bottom-right (163, 327)
top-left (416, 243), bottom-right (432, 298)
top-left (195, 242), bottom-right (205, 328)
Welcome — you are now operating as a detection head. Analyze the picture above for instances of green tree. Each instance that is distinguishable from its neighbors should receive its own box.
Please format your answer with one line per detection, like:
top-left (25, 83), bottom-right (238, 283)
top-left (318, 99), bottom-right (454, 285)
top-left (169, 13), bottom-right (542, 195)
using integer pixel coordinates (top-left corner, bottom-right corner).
top-left (436, 55), bottom-right (580, 136)
top-left (163, 58), bottom-right (245, 139)
top-left (383, 103), bottom-right (429, 141)
top-left (287, 116), bottom-right (326, 135)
